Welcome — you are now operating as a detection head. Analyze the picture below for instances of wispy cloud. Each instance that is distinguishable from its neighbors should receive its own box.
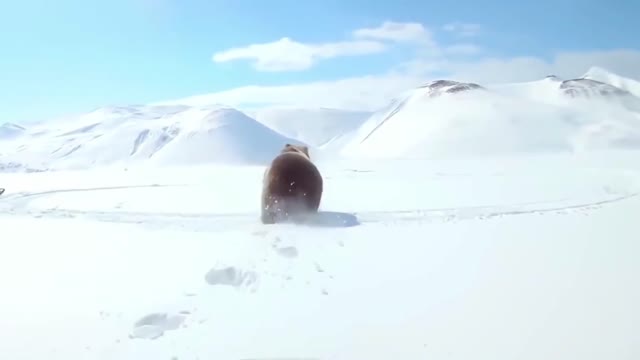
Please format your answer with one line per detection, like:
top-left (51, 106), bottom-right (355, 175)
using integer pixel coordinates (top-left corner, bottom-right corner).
top-left (442, 22), bottom-right (482, 37)
top-left (212, 37), bottom-right (386, 72)
top-left (211, 21), bottom-right (446, 72)
top-left (353, 21), bottom-right (435, 45)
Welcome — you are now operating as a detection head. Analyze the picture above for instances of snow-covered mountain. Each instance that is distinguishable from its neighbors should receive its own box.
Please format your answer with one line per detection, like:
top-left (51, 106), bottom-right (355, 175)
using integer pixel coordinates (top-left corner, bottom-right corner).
top-left (0, 105), bottom-right (301, 171)
top-left (560, 78), bottom-right (629, 98)
top-left (342, 69), bottom-right (640, 159)
top-left (1, 66), bottom-right (639, 171)
top-left (340, 79), bottom-right (486, 153)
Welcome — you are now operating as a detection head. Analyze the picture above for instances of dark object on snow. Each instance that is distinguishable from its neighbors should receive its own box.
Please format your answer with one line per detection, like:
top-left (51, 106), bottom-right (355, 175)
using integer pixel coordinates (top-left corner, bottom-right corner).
top-left (261, 144), bottom-right (323, 224)
top-left (0, 188), bottom-right (4, 196)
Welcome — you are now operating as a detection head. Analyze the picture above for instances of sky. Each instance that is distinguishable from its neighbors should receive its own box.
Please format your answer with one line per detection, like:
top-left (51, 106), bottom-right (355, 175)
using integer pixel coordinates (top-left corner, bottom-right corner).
top-left (1, 0), bottom-right (639, 123)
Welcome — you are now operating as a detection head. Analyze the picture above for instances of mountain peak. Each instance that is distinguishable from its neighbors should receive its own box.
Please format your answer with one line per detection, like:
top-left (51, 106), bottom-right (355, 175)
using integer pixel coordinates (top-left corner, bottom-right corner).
top-left (582, 66), bottom-right (617, 80)
top-left (416, 79), bottom-right (485, 97)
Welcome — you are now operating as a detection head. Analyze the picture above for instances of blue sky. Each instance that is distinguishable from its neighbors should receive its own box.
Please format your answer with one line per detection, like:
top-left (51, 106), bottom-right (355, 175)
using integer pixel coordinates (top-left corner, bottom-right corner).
top-left (1, 0), bottom-right (639, 123)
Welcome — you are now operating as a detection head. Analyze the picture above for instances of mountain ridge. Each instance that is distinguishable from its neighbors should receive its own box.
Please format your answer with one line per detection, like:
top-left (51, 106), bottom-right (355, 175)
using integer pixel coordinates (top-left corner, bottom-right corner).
top-left (2, 66), bottom-right (639, 171)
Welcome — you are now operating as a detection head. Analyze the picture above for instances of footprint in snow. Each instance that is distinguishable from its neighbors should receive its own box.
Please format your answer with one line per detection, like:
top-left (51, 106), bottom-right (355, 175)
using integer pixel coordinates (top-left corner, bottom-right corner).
top-left (129, 312), bottom-right (186, 340)
top-left (274, 246), bottom-right (298, 258)
top-left (204, 266), bottom-right (258, 288)
top-left (270, 237), bottom-right (298, 258)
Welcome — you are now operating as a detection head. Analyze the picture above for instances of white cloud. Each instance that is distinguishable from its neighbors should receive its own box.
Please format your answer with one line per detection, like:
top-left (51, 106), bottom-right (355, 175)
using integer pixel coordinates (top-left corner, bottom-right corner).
top-left (442, 22), bottom-right (482, 37)
top-left (353, 21), bottom-right (435, 46)
top-left (212, 37), bottom-right (386, 72)
top-left (211, 20), bottom-right (445, 72)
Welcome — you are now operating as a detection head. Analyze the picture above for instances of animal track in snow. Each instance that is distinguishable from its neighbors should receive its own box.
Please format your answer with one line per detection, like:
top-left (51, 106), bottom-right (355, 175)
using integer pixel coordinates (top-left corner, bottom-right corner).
top-left (270, 236), bottom-right (299, 258)
top-left (274, 246), bottom-right (299, 258)
top-left (204, 266), bottom-right (257, 288)
top-left (129, 312), bottom-right (186, 340)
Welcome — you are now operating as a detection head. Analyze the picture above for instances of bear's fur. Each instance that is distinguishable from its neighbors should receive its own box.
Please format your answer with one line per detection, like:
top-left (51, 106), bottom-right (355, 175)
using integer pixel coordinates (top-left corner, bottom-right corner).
top-left (261, 143), bottom-right (323, 224)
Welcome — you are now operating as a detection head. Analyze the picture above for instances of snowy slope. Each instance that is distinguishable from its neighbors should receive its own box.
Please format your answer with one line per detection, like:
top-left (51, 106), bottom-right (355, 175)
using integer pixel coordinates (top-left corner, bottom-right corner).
top-left (0, 123), bottom-right (25, 140)
top-left (249, 106), bottom-right (371, 149)
top-left (488, 75), bottom-right (565, 104)
top-left (0, 151), bottom-right (639, 360)
top-left (584, 66), bottom-right (640, 98)
top-left (490, 71), bottom-right (640, 110)
top-left (0, 105), bottom-right (301, 170)
top-left (144, 106), bottom-right (305, 166)
top-left (343, 75), bottom-right (640, 159)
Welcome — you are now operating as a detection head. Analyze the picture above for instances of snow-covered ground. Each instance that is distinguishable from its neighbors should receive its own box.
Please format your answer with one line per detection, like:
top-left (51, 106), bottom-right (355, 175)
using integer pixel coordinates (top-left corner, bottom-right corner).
top-left (1, 150), bottom-right (639, 360)
top-left (1, 67), bottom-right (640, 359)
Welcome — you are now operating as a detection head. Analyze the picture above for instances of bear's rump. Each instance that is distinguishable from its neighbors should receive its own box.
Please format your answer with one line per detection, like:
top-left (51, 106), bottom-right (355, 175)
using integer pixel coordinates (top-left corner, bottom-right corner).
top-left (263, 153), bottom-right (322, 212)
